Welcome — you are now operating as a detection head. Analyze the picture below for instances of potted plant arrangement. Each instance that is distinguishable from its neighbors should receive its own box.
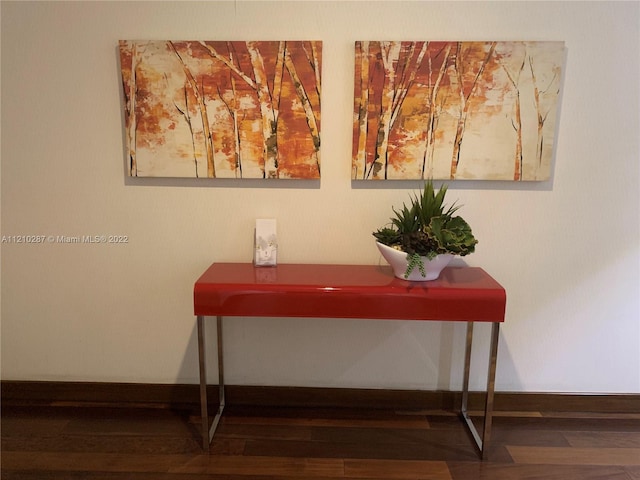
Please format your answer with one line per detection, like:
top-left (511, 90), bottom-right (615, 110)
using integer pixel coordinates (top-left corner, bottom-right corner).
top-left (373, 180), bottom-right (478, 281)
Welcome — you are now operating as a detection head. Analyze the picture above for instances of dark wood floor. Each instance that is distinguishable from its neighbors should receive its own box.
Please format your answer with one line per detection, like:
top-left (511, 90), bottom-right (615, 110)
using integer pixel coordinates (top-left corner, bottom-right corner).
top-left (2, 403), bottom-right (640, 479)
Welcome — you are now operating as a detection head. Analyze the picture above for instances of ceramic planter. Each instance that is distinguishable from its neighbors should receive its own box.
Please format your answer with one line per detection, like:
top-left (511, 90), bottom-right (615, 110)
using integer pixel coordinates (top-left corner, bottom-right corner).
top-left (376, 241), bottom-right (453, 281)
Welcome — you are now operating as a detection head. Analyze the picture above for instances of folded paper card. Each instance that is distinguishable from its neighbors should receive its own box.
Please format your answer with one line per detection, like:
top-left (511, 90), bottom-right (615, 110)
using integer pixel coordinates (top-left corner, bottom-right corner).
top-left (254, 219), bottom-right (277, 266)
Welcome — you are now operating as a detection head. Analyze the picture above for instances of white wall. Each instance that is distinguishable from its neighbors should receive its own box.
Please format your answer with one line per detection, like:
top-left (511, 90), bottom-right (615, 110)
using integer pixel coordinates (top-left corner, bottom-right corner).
top-left (1, 1), bottom-right (638, 394)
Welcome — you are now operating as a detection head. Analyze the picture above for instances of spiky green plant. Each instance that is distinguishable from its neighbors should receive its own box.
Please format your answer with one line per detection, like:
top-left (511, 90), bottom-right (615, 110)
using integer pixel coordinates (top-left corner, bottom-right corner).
top-left (373, 180), bottom-right (478, 278)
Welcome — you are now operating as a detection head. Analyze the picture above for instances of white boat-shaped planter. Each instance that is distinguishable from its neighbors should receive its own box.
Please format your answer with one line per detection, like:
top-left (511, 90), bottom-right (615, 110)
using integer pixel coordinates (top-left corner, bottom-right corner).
top-left (376, 241), bottom-right (453, 281)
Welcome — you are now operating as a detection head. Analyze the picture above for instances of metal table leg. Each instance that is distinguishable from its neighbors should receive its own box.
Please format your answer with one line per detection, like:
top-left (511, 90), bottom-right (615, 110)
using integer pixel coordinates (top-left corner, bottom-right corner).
top-left (461, 321), bottom-right (500, 460)
top-left (197, 315), bottom-right (226, 452)
top-left (198, 315), bottom-right (499, 457)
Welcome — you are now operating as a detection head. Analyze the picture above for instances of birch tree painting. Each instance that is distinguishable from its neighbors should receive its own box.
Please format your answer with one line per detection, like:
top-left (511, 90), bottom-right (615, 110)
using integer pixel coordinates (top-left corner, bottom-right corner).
top-left (352, 41), bottom-right (564, 181)
top-left (119, 40), bottom-right (322, 179)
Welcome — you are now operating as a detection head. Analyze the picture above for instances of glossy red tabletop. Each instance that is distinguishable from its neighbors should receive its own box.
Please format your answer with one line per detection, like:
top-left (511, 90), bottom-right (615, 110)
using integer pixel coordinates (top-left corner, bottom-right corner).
top-left (194, 263), bottom-right (505, 322)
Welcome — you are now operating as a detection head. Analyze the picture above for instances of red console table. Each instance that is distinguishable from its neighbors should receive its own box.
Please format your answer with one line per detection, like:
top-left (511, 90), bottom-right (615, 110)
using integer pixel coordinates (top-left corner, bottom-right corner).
top-left (194, 263), bottom-right (506, 458)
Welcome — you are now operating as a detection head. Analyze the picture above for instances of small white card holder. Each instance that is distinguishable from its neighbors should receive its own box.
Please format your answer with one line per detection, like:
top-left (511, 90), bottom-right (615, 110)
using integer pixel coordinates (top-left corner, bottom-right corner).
top-left (254, 219), bottom-right (277, 266)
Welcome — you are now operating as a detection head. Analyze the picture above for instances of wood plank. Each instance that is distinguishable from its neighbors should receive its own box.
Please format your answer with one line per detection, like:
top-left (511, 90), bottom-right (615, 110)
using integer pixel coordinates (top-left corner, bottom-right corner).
top-left (543, 411), bottom-right (640, 420)
top-left (62, 410), bottom-right (195, 437)
top-left (344, 459), bottom-right (452, 479)
top-left (0, 412), bottom-right (71, 436)
top-left (311, 425), bottom-right (471, 446)
top-left (449, 462), bottom-right (635, 480)
top-left (507, 446), bottom-right (640, 466)
top-left (169, 455), bottom-right (345, 477)
top-left (564, 431), bottom-right (640, 448)
top-left (1, 434), bottom-right (201, 455)
top-left (0, 381), bottom-right (205, 408)
top-left (4, 395), bottom-right (640, 479)
top-left (0, 451), bottom-right (196, 473)
top-left (626, 466), bottom-right (640, 479)
top-left (465, 410), bottom-right (543, 417)
top-left (218, 423), bottom-right (315, 442)
top-left (223, 414), bottom-right (431, 429)
top-left (480, 415), bottom-right (640, 432)
top-left (0, 474), bottom-right (310, 480)
top-left (493, 393), bottom-right (640, 414)
top-left (240, 436), bottom-right (513, 463)
top-left (226, 385), bottom-right (457, 411)
top-left (492, 428), bottom-right (570, 447)
top-left (0, 474), bottom-right (412, 480)
top-left (3, 451), bottom-right (345, 478)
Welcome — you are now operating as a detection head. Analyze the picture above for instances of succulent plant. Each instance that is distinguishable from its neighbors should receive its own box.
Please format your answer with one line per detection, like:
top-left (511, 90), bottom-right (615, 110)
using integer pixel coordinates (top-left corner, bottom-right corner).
top-left (373, 180), bottom-right (478, 277)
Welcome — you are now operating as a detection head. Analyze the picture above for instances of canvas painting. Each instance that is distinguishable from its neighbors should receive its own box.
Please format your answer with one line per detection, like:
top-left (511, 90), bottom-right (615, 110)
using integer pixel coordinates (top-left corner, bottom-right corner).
top-left (352, 41), bottom-right (564, 181)
top-left (119, 41), bottom-right (322, 179)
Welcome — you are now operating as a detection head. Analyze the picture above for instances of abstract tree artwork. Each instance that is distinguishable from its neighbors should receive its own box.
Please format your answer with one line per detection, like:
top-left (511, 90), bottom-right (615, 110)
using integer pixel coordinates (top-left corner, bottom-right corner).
top-left (119, 41), bottom-right (322, 179)
top-left (352, 41), bottom-right (564, 181)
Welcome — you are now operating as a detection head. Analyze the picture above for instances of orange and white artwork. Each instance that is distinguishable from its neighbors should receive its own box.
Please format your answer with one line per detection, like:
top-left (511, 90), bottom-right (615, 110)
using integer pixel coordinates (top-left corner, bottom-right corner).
top-left (352, 41), bottom-right (564, 181)
top-left (119, 41), bottom-right (321, 179)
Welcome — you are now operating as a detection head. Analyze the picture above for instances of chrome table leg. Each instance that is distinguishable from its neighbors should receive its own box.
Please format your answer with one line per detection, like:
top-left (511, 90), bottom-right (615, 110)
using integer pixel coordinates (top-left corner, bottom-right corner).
top-left (461, 321), bottom-right (500, 459)
top-left (209, 316), bottom-right (226, 443)
top-left (197, 315), bottom-right (209, 451)
top-left (197, 315), bottom-right (226, 452)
